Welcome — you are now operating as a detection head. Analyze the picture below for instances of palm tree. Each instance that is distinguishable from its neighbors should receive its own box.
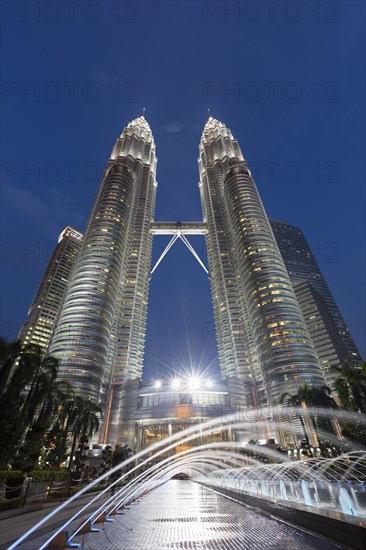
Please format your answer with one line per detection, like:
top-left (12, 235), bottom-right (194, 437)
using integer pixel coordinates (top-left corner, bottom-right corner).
top-left (281, 384), bottom-right (339, 457)
top-left (68, 396), bottom-right (102, 471)
top-left (41, 382), bottom-right (77, 468)
top-left (0, 338), bottom-right (22, 398)
top-left (331, 361), bottom-right (366, 413)
top-left (331, 361), bottom-right (366, 446)
top-left (0, 374), bottom-right (24, 466)
top-left (281, 384), bottom-right (338, 410)
top-left (4, 344), bottom-right (59, 463)
top-left (16, 380), bottom-right (74, 470)
top-left (281, 386), bottom-right (313, 457)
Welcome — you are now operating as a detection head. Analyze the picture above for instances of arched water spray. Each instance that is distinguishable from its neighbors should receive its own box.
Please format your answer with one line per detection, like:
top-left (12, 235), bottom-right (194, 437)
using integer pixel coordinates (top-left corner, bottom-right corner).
top-left (41, 444), bottom-right (263, 548)
top-left (8, 406), bottom-right (366, 548)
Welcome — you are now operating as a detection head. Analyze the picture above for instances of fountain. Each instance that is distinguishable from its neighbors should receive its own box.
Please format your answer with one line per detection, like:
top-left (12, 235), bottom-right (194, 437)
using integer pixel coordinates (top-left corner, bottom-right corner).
top-left (7, 406), bottom-right (366, 549)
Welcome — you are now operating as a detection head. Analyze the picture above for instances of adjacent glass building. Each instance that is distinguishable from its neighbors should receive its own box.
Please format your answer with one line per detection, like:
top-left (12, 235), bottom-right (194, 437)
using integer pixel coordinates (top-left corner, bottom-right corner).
top-left (270, 220), bottom-right (361, 364)
top-left (19, 226), bottom-right (83, 352)
top-left (293, 281), bottom-right (350, 393)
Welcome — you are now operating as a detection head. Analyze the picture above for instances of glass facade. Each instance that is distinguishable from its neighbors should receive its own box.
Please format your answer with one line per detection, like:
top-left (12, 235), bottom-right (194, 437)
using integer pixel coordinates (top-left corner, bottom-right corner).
top-left (19, 226), bottom-right (83, 352)
top-left (293, 281), bottom-right (350, 393)
top-left (270, 220), bottom-right (361, 364)
top-left (199, 118), bottom-right (325, 416)
top-left (130, 378), bottom-right (235, 459)
top-left (49, 117), bottom-right (157, 443)
top-left (198, 119), bottom-right (262, 407)
top-left (45, 116), bottom-right (342, 449)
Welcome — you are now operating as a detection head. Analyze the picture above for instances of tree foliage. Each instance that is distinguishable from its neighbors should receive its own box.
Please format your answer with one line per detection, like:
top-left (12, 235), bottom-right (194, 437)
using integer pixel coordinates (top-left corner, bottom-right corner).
top-left (331, 361), bottom-right (366, 413)
top-left (280, 384), bottom-right (340, 457)
top-left (330, 361), bottom-right (366, 446)
top-left (0, 342), bottom-right (102, 471)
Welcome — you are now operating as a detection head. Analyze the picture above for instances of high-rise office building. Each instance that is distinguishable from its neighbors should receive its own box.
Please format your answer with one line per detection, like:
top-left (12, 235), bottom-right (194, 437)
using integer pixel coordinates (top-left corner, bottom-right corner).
top-left (49, 117), bottom-right (157, 443)
top-left (49, 116), bottom-right (330, 448)
top-left (19, 226), bottom-right (83, 352)
top-left (198, 118), bottom-right (325, 414)
top-left (270, 220), bottom-right (361, 364)
top-left (293, 281), bottom-right (350, 392)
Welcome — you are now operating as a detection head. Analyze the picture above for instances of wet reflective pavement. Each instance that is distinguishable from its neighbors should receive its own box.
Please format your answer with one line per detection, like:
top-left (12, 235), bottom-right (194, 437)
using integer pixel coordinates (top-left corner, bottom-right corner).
top-left (18, 481), bottom-right (343, 549)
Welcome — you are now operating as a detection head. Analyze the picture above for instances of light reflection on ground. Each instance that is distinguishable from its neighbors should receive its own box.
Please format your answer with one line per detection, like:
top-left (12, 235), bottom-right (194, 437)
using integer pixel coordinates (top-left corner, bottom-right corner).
top-left (17, 480), bottom-right (342, 549)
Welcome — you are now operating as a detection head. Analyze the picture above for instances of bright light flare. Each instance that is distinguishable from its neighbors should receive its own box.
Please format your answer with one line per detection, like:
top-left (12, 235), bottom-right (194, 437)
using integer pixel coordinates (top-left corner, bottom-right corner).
top-left (171, 378), bottom-right (181, 390)
top-left (188, 376), bottom-right (201, 392)
top-left (154, 380), bottom-right (162, 389)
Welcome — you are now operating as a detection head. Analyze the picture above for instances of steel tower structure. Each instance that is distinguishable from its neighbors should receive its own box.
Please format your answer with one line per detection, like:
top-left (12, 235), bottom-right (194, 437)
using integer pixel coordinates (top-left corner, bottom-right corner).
top-left (49, 117), bottom-right (157, 442)
top-left (198, 118), bottom-right (325, 411)
top-left (48, 115), bottom-right (332, 447)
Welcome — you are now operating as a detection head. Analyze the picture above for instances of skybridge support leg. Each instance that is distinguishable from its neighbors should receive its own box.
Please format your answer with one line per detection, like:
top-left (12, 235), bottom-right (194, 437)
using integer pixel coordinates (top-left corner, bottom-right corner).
top-left (150, 234), bottom-right (179, 275)
top-left (150, 231), bottom-right (209, 276)
top-left (179, 234), bottom-right (209, 274)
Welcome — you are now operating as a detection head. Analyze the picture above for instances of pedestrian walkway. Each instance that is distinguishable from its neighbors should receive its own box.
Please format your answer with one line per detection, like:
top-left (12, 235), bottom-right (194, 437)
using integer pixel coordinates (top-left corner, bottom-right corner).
top-left (13, 481), bottom-right (342, 549)
top-left (0, 493), bottom-right (111, 549)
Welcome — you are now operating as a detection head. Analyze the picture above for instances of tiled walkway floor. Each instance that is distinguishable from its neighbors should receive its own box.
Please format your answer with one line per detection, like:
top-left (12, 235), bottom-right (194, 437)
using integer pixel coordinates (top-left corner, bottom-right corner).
top-left (17, 481), bottom-right (342, 549)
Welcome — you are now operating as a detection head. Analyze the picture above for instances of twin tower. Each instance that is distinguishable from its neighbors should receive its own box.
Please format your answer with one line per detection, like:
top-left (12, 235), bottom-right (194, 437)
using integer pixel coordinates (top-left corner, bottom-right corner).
top-left (49, 116), bottom-right (324, 444)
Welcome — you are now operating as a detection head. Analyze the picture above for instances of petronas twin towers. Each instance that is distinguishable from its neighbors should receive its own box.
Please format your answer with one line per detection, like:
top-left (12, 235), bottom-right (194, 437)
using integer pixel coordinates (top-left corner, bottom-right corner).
top-left (50, 117), bottom-right (157, 442)
top-left (49, 116), bottom-right (325, 444)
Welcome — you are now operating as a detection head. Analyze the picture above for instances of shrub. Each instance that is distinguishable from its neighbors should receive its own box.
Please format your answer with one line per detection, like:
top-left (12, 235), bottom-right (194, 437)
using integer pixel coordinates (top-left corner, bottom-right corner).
top-left (0, 470), bottom-right (23, 483)
top-left (0, 497), bottom-right (23, 511)
top-left (28, 470), bottom-right (70, 482)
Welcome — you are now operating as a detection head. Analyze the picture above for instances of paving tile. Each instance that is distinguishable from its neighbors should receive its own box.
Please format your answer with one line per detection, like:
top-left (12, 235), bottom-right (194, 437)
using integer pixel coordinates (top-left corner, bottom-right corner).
top-left (15, 481), bottom-right (342, 549)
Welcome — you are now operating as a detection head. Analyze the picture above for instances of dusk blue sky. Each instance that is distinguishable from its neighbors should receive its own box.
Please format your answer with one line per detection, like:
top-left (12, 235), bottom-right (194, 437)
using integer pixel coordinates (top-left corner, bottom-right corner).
top-left (1, 1), bottom-right (365, 380)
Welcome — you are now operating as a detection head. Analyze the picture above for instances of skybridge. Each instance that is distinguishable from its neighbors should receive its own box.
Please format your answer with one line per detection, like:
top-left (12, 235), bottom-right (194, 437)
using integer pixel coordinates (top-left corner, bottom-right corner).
top-left (150, 221), bottom-right (209, 275)
top-left (150, 221), bottom-right (208, 235)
